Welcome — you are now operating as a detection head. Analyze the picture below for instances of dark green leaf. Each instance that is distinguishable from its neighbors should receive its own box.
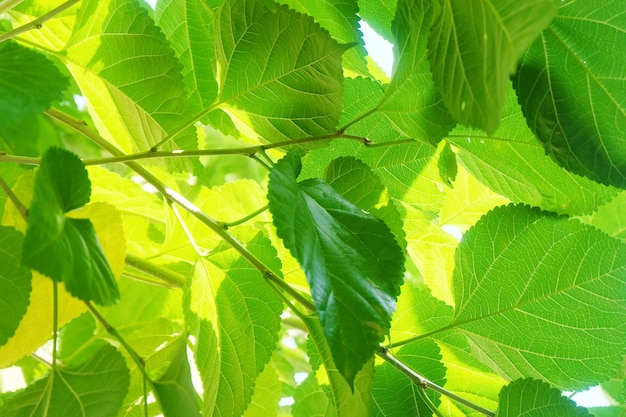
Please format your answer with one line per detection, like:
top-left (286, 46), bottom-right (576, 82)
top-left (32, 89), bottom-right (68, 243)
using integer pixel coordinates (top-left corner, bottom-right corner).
top-left (268, 151), bottom-right (405, 385)
top-left (429, 0), bottom-right (558, 132)
top-left (0, 41), bottom-right (67, 132)
top-left (514, 1), bottom-right (626, 187)
top-left (22, 147), bottom-right (119, 306)
top-left (0, 227), bottom-right (31, 347)
top-left (153, 337), bottom-right (201, 417)
top-left (496, 378), bottom-right (592, 416)
top-left (437, 141), bottom-right (457, 187)
top-left (448, 84), bottom-right (617, 216)
top-left (452, 204), bottom-right (626, 389)
top-left (372, 340), bottom-right (446, 417)
top-left (0, 345), bottom-right (130, 417)
top-left (215, 0), bottom-right (346, 142)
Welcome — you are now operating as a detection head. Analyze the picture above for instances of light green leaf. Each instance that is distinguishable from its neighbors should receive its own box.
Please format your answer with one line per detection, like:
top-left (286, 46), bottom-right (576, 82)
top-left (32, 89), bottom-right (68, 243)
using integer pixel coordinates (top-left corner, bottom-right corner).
top-left (153, 336), bottom-right (201, 417)
top-left (429, 0), bottom-right (558, 132)
top-left (186, 234), bottom-right (283, 417)
top-left (268, 151), bottom-right (404, 385)
top-left (452, 204), bottom-right (626, 389)
top-left (381, 0), bottom-right (454, 146)
top-left (448, 84), bottom-right (617, 216)
top-left (22, 147), bottom-right (119, 306)
top-left (514, 1), bottom-right (626, 188)
top-left (277, 0), bottom-right (370, 76)
top-left (372, 340), bottom-right (446, 417)
top-left (0, 345), bottom-right (130, 417)
top-left (65, 0), bottom-right (196, 162)
top-left (358, 0), bottom-right (396, 41)
top-left (154, 0), bottom-right (219, 119)
top-left (578, 191), bottom-right (626, 240)
top-left (0, 41), bottom-right (67, 131)
top-left (241, 365), bottom-right (281, 417)
top-left (215, 0), bottom-right (345, 143)
top-left (496, 378), bottom-right (592, 416)
top-left (0, 227), bottom-right (31, 347)
top-left (302, 77), bottom-right (446, 217)
top-left (293, 375), bottom-right (333, 417)
top-left (8, 0), bottom-right (78, 50)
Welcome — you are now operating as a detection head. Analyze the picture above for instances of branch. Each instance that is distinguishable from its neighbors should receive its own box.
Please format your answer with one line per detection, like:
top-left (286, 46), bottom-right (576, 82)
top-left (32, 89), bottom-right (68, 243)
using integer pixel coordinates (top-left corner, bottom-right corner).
top-left (0, 174), bottom-right (28, 220)
top-left (0, 0), bottom-right (80, 43)
top-left (376, 347), bottom-right (496, 417)
top-left (44, 107), bottom-right (317, 313)
top-left (0, 0), bottom-right (24, 15)
top-left (125, 254), bottom-right (186, 288)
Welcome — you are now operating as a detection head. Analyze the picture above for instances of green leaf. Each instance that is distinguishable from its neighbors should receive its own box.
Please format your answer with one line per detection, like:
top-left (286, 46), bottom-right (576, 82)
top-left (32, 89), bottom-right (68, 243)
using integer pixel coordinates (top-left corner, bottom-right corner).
top-left (372, 340), bottom-right (446, 417)
top-left (22, 147), bottom-right (119, 306)
top-left (8, 0), bottom-right (79, 50)
top-left (514, 1), bottom-right (626, 187)
top-left (65, 0), bottom-right (196, 161)
top-left (277, 0), bottom-right (370, 77)
top-left (358, 0), bottom-right (396, 41)
top-left (268, 151), bottom-right (405, 385)
top-left (302, 77), bottom-right (446, 217)
top-left (154, 0), bottom-right (219, 119)
top-left (452, 204), bottom-right (626, 389)
top-left (578, 191), bottom-right (626, 240)
top-left (438, 141), bottom-right (457, 187)
top-left (0, 227), bottom-right (31, 347)
top-left (241, 365), bottom-right (281, 417)
top-left (153, 336), bottom-right (201, 417)
top-left (215, 0), bottom-right (345, 143)
top-left (292, 375), bottom-right (333, 417)
top-left (448, 84), bottom-right (617, 216)
top-left (429, 0), bottom-right (558, 132)
top-left (0, 345), bottom-right (130, 417)
top-left (496, 378), bottom-right (592, 416)
top-left (0, 41), bottom-right (68, 131)
top-left (186, 233), bottom-right (283, 417)
top-left (382, 0), bottom-right (454, 146)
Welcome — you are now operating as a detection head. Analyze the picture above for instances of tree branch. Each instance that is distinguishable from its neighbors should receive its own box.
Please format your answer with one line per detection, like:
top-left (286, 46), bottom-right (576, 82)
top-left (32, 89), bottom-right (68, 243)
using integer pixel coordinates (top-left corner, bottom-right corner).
top-left (0, 0), bottom-right (80, 43)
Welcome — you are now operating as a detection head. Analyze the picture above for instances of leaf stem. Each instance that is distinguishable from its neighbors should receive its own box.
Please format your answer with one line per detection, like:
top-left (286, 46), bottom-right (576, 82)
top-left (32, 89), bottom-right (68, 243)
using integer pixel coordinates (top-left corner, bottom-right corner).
top-left (0, 0), bottom-right (80, 43)
top-left (52, 281), bottom-right (59, 370)
top-left (85, 301), bottom-right (152, 382)
top-left (0, 174), bottom-right (28, 221)
top-left (45, 107), bottom-right (317, 313)
top-left (417, 385), bottom-right (446, 417)
top-left (220, 205), bottom-right (268, 229)
top-left (125, 254), bottom-right (185, 288)
top-left (376, 347), bottom-right (496, 417)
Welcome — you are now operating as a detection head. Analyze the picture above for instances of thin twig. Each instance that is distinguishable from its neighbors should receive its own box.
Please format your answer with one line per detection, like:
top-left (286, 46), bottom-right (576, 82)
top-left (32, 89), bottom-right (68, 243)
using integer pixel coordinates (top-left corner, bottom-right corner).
top-left (220, 205), bottom-right (268, 229)
top-left (377, 347), bottom-right (496, 417)
top-left (0, 174), bottom-right (28, 220)
top-left (125, 254), bottom-right (186, 288)
top-left (0, 0), bottom-right (80, 43)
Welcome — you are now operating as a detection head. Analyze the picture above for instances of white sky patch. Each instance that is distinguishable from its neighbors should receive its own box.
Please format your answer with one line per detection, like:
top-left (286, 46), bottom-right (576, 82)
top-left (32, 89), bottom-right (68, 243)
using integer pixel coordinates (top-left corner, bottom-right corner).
top-left (359, 20), bottom-right (394, 77)
top-left (566, 386), bottom-right (614, 408)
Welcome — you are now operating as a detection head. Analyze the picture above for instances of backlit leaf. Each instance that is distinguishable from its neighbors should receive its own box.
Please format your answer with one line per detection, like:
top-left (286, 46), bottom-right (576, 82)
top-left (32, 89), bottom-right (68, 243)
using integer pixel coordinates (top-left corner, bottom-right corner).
top-left (0, 345), bottom-right (130, 417)
top-left (153, 336), bottom-right (201, 417)
top-left (268, 151), bottom-right (404, 385)
top-left (0, 41), bottom-right (67, 131)
top-left (496, 378), bottom-right (592, 416)
top-left (358, 0), bottom-right (396, 41)
top-left (0, 227), bottom-right (31, 347)
top-left (452, 204), bottom-right (626, 389)
top-left (22, 148), bottom-right (119, 306)
top-left (429, 0), bottom-right (558, 132)
top-left (448, 84), bottom-right (617, 216)
top-left (65, 0), bottom-right (196, 163)
top-left (215, 0), bottom-right (345, 143)
top-left (514, 1), bottom-right (626, 188)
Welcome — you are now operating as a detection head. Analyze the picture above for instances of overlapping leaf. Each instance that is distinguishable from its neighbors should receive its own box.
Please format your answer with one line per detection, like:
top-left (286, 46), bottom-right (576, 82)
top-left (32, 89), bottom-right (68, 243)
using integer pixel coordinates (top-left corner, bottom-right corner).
top-left (0, 41), bottom-right (67, 131)
top-left (429, 0), bottom-right (558, 132)
top-left (214, 0), bottom-right (346, 143)
top-left (452, 204), bottom-right (626, 389)
top-left (268, 151), bottom-right (404, 385)
top-left (65, 0), bottom-right (196, 162)
top-left (496, 378), bottom-right (592, 416)
top-left (515, 1), bottom-right (626, 188)
top-left (153, 336), bottom-right (201, 417)
top-left (22, 148), bottom-right (119, 306)
top-left (448, 84), bottom-right (617, 216)
top-left (0, 227), bottom-right (31, 347)
top-left (357, 0), bottom-right (397, 41)
top-left (186, 234), bottom-right (283, 417)
top-left (0, 345), bottom-right (129, 416)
